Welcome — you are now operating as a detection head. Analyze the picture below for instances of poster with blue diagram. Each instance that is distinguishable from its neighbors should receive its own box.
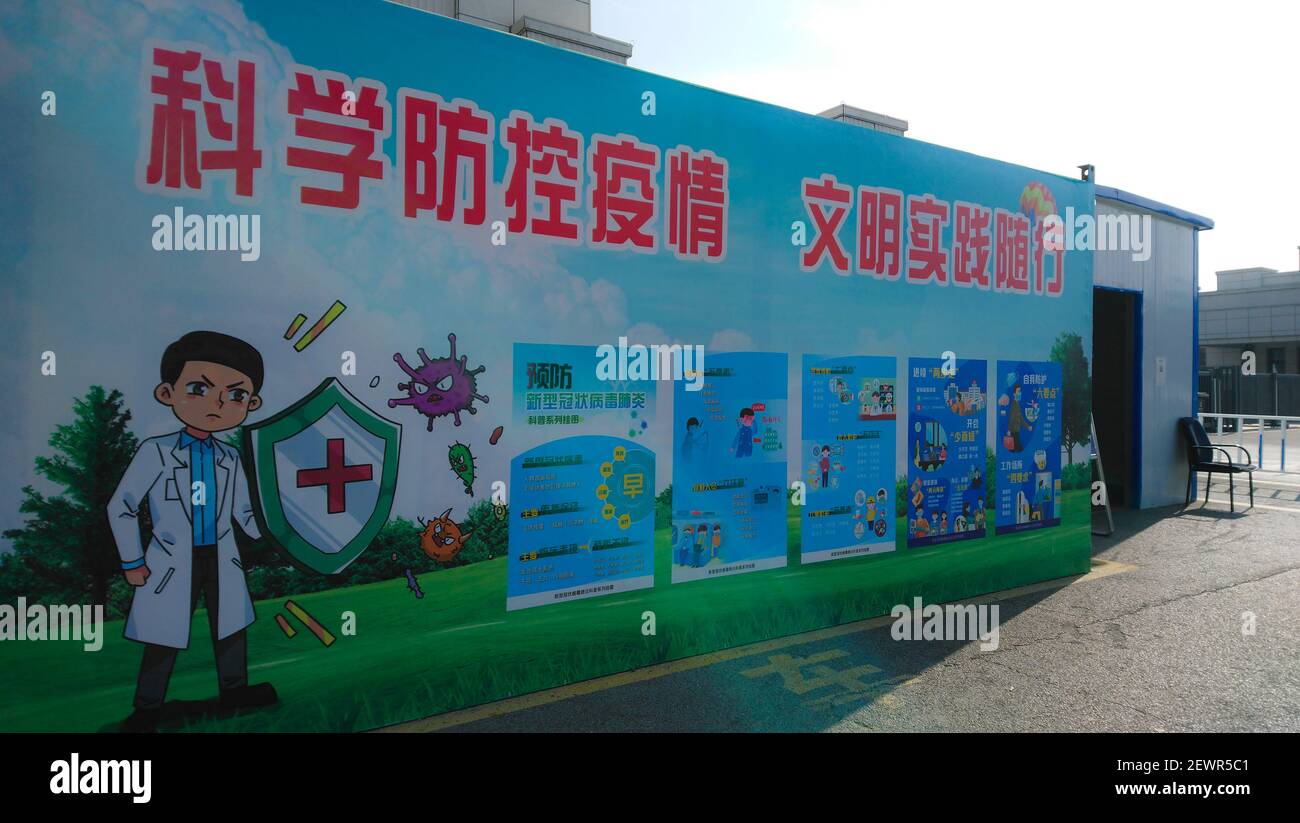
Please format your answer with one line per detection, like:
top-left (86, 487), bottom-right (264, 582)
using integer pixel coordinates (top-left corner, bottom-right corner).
top-left (508, 435), bottom-right (656, 610)
top-left (800, 354), bottom-right (897, 564)
top-left (508, 343), bottom-right (657, 610)
top-left (906, 357), bottom-right (988, 548)
top-left (994, 360), bottom-right (1063, 535)
top-left (672, 352), bottom-right (788, 582)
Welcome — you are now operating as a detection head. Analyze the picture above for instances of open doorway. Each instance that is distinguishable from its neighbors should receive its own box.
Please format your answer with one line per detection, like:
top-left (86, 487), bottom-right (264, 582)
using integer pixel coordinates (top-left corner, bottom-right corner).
top-left (1093, 287), bottom-right (1142, 508)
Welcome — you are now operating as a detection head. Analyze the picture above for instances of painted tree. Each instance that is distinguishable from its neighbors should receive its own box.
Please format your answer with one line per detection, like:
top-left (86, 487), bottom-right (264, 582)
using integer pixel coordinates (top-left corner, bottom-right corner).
top-left (1051, 331), bottom-right (1092, 466)
top-left (655, 483), bottom-right (672, 530)
top-left (459, 498), bottom-right (507, 563)
top-left (2, 386), bottom-right (138, 605)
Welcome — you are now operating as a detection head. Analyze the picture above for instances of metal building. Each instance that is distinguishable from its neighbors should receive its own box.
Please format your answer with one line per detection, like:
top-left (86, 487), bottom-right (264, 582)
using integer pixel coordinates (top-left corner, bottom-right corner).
top-left (1092, 187), bottom-right (1214, 508)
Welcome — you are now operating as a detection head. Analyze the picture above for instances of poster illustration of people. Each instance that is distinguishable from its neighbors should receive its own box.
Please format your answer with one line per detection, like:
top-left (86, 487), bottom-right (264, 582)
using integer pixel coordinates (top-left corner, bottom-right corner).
top-left (907, 358), bottom-right (988, 548)
top-left (671, 352), bottom-right (788, 582)
top-left (994, 360), bottom-right (1063, 534)
top-left (800, 354), bottom-right (897, 563)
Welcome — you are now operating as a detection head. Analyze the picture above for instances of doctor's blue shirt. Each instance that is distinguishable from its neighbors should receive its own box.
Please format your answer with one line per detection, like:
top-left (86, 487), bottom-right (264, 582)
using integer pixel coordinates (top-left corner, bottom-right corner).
top-left (180, 432), bottom-right (218, 548)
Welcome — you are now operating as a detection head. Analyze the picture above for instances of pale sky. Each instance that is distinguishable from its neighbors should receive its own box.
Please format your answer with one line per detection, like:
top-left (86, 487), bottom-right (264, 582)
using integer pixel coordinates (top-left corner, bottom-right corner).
top-left (594, 0), bottom-right (1300, 290)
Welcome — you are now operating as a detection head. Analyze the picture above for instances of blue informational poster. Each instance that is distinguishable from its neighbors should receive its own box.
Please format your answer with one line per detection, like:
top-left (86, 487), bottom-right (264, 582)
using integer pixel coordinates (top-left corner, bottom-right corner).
top-left (672, 352), bottom-right (788, 582)
top-left (508, 436), bottom-right (656, 610)
top-left (906, 357), bottom-right (988, 547)
top-left (994, 360), bottom-right (1063, 534)
top-left (800, 354), bottom-right (897, 564)
top-left (507, 344), bottom-right (657, 610)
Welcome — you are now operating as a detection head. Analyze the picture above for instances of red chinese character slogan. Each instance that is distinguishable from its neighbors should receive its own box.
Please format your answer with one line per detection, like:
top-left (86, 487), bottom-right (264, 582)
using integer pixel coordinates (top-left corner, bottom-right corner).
top-left (144, 47), bottom-right (262, 199)
top-left (286, 67), bottom-right (389, 210)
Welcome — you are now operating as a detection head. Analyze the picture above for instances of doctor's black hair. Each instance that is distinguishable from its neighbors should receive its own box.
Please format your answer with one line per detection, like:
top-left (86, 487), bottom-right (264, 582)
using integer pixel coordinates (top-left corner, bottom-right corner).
top-left (160, 331), bottom-right (265, 394)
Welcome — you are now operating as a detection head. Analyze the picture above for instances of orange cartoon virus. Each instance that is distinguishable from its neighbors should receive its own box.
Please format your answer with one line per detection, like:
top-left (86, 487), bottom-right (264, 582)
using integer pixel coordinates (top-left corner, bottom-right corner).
top-left (418, 507), bottom-right (474, 564)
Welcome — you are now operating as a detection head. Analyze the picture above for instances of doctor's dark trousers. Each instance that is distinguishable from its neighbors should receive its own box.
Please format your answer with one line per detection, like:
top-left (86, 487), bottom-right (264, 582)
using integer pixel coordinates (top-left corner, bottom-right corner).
top-left (133, 547), bottom-right (248, 710)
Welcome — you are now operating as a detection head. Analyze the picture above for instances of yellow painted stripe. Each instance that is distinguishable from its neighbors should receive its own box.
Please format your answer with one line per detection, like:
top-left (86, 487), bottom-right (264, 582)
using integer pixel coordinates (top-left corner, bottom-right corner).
top-left (274, 613), bottom-right (297, 638)
top-left (293, 300), bottom-right (347, 351)
top-left (285, 599), bottom-right (336, 646)
top-left (283, 313), bottom-right (307, 340)
top-left (376, 559), bottom-right (1133, 733)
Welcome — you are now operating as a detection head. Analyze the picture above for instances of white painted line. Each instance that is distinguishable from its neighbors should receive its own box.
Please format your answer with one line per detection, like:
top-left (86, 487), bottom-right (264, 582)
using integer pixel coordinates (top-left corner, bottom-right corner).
top-left (250, 656), bottom-right (305, 671)
top-left (1193, 499), bottom-right (1300, 515)
top-left (596, 598), bottom-right (642, 608)
top-left (434, 620), bottom-right (506, 635)
top-left (1204, 477), bottom-right (1300, 492)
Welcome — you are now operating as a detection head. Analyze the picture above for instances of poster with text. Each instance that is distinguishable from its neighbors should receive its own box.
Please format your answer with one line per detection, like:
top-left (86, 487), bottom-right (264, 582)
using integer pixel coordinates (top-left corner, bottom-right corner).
top-left (508, 435), bottom-right (655, 610)
top-left (800, 354), bottom-right (897, 563)
top-left (907, 357), bottom-right (988, 548)
top-left (672, 352), bottom-right (788, 582)
top-left (513, 343), bottom-right (655, 448)
top-left (994, 360), bottom-right (1063, 534)
top-left (507, 344), bottom-right (657, 609)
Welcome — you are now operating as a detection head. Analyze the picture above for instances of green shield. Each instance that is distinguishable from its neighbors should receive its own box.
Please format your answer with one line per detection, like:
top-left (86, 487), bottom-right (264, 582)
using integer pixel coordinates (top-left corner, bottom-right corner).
top-left (243, 378), bottom-right (401, 575)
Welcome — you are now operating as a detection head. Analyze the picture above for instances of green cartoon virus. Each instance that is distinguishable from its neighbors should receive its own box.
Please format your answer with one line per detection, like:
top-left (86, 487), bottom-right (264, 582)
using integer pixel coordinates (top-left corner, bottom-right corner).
top-left (448, 441), bottom-right (476, 496)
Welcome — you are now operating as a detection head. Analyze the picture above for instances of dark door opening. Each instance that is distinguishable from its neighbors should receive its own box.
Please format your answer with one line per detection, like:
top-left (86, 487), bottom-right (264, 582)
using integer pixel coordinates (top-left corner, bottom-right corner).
top-left (1093, 288), bottom-right (1141, 508)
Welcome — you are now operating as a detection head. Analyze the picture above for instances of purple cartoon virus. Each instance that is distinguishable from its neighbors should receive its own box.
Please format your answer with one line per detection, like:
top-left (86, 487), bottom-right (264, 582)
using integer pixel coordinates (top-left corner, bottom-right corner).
top-left (389, 333), bottom-right (489, 431)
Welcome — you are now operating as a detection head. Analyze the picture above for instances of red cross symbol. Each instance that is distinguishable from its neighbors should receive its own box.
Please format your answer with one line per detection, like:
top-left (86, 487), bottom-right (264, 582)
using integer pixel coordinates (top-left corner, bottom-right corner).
top-left (296, 438), bottom-right (373, 514)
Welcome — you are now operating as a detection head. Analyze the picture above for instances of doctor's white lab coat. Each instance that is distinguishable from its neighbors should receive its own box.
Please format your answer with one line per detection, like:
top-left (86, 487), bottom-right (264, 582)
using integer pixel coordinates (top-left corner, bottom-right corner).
top-left (107, 432), bottom-right (261, 649)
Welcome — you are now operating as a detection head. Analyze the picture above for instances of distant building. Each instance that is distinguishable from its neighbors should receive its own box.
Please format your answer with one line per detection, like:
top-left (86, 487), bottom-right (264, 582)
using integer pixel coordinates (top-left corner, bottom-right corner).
top-left (817, 104), bottom-right (908, 137)
top-left (1199, 267), bottom-right (1300, 374)
top-left (390, 0), bottom-right (633, 64)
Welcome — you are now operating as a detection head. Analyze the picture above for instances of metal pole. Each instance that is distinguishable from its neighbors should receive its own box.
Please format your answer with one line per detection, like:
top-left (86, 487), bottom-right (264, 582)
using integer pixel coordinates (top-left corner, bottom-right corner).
top-left (1258, 417), bottom-right (1264, 469)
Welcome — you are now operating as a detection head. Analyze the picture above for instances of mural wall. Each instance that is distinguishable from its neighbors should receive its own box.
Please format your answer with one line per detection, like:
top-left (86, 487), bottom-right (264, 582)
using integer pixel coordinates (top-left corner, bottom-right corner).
top-left (0, 0), bottom-right (1092, 731)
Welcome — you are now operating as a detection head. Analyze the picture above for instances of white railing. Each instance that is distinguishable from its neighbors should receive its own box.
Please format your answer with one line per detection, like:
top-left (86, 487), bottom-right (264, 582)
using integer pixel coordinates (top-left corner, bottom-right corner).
top-left (1198, 413), bottom-right (1300, 474)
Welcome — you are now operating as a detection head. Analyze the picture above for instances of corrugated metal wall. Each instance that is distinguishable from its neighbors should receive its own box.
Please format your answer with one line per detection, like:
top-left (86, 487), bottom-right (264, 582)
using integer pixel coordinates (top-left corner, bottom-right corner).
top-left (1094, 200), bottom-right (1196, 508)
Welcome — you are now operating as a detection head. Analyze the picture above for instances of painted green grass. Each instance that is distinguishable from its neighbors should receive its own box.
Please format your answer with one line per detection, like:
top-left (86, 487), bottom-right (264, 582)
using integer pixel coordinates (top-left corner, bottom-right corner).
top-left (0, 491), bottom-right (1090, 732)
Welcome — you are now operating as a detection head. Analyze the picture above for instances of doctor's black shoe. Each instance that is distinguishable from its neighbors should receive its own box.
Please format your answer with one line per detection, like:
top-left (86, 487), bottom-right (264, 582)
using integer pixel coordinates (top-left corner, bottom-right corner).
top-left (121, 707), bottom-right (161, 733)
top-left (219, 682), bottom-right (279, 710)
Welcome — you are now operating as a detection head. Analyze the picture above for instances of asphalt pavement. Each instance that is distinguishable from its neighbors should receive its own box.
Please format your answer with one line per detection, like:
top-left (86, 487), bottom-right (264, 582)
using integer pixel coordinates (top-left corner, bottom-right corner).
top-left (394, 498), bottom-right (1300, 732)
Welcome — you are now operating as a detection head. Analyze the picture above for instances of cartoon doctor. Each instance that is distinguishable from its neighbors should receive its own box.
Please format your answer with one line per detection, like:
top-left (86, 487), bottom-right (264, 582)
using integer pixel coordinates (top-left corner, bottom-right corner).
top-left (108, 331), bottom-right (278, 732)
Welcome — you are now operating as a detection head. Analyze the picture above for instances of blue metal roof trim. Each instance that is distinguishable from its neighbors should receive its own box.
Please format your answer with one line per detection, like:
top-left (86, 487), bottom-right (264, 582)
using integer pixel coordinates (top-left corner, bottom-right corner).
top-left (1095, 185), bottom-right (1215, 230)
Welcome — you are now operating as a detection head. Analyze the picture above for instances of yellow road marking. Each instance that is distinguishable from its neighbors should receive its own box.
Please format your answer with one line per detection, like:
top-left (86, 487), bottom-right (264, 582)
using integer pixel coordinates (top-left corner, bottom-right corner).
top-left (376, 558), bottom-right (1133, 733)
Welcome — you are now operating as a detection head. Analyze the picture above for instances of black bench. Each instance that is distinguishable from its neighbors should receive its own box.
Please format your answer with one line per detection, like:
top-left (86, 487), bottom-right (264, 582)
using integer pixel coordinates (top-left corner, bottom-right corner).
top-left (1179, 417), bottom-right (1256, 512)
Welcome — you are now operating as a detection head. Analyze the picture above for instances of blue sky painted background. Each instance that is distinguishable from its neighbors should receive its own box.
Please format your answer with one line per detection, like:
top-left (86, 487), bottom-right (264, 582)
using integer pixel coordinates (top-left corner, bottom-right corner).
top-left (0, 0), bottom-right (1092, 540)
